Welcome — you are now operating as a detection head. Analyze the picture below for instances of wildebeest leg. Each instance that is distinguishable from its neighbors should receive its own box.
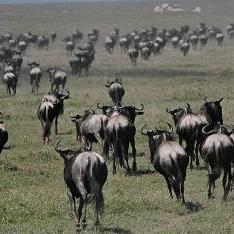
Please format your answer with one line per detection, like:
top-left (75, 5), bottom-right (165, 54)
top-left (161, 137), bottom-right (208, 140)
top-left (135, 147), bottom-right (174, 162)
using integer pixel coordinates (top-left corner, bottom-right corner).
top-left (181, 180), bottom-right (185, 204)
top-left (102, 138), bottom-right (109, 160)
top-left (222, 170), bottom-right (228, 201)
top-left (195, 141), bottom-right (200, 167)
top-left (82, 196), bottom-right (87, 229)
top-left (179, 137), bottom-right (182, 146)
top-left (186, 140), bottom-right (195, 169)
top-left (223, 167), bottom-right (232, 201)
top-left (55, 116), bottom-right (58, 135)
top-left (77, 198), bottom-right (84, 232)
top-left (67, 189), bottom-right (80, 231)
top-left (164, 176), bottom-right (173, 199)
top-left (120, 142), bottom-right (130, 172)
top-left (208, 175), bottom-right (215, 199)
top-left (130, 138), bottom-right (137, 172)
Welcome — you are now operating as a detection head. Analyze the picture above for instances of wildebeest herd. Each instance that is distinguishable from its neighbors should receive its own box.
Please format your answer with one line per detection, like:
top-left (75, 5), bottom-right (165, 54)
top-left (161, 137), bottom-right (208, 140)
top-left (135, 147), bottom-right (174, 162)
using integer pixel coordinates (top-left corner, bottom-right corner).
top-left (1, 22), bottom-right (234, 232)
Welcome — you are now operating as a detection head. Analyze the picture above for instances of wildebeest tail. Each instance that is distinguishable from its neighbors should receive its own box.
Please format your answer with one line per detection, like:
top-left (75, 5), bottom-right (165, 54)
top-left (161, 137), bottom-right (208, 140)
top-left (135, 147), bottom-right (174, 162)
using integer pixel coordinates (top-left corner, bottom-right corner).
top-left (168, 157), bottom-right (182, 187)
top-left (88, 157), bottom-right (104, 215)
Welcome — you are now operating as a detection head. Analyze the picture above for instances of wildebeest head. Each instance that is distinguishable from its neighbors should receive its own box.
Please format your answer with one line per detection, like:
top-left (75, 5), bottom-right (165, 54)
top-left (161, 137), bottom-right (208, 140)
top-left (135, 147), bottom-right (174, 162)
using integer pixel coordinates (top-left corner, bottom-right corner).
top-left (50, 89), bottom-right (70, 100)
top-left (200, 97), bottom-right (223, 125)
top-left (54, 140), bottom-right (84, 160)
top-left (166, 107), bottom-right (186, 126)
top-left (117, 104), bottom-right (144, 122)
top-left (141, 123), bottom-right (173, 161)
top-left (105, 77), bottom-right (122, 88)
top-left (97, 103), bottom-right (118, 117)
top-left (28, 61), bottom-right (40, 68)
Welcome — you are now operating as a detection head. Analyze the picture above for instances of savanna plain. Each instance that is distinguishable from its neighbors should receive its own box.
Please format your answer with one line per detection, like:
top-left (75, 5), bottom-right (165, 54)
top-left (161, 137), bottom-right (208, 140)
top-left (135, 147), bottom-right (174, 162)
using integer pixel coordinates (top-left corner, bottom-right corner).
top-left (0, 0), bottom-right (234, 233)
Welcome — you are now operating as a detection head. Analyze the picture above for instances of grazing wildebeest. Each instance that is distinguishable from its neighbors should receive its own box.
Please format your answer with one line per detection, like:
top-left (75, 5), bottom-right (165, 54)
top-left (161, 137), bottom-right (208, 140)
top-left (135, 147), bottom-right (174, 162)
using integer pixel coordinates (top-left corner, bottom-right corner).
top-left (102, 104), bottom-right (144, 174)
top-left (54, 140), bottom-right (107, 232)
top-left (37, 89), bottom-right (70, 144)
top-left (47, 67), bottom-right (67, 91)
top-left (105, 78), bottom-right (125, 105)
top-left (3, 72), bottom-right (18, 96)
top-left (141, 123), bottom-right (189, 203)
top-left (201, 125), bottom-right (234, 200)
top-left (70, 110), bottom-right (108, 149)
top-left (0, 112), bottom-right (8, 155)
top-left (28, 62), bottom-right (42, 93)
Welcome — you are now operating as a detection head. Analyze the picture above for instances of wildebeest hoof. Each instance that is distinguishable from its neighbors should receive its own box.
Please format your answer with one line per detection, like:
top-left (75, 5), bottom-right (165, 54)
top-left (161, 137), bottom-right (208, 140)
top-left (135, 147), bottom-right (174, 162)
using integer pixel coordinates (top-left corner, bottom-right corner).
top-left (132, 162), bottom-right (137, 172)
top-left (82, 222), bottom-right (87, 229)
top-left (76, 224), bottom-right (82, 232)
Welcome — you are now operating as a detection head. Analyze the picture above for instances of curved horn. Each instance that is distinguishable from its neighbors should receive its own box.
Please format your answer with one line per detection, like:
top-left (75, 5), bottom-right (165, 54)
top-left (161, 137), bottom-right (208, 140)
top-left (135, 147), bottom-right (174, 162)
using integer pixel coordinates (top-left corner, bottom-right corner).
top-left (54, 140), bottom-right (63, 154)
top-left (166, 108), bottom-right (171, 114)
top-left (97, 103), bottom-right (103, 109)
top-left (135, 104), bottom-right (144, 111)
top-left (0, 112), bottom-right (3, 118)
top-left (186, 103), bottom-right (190, 108)
top-left (216, 97), bottom-right (223, 103)
top-left (141, 124), bottom-right (149, 135)
top-left (202, 125), bottom-right (217, 136)
top-left (203, 96), bottom-right (208, 103)
top-left (167, 122), bottom-right (173, 133)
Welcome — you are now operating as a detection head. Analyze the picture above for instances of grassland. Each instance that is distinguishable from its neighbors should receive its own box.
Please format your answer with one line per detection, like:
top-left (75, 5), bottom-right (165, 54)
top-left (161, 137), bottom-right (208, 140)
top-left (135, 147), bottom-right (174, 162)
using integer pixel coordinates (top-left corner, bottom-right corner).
top-left (0, 0), bottom-right (234, 233)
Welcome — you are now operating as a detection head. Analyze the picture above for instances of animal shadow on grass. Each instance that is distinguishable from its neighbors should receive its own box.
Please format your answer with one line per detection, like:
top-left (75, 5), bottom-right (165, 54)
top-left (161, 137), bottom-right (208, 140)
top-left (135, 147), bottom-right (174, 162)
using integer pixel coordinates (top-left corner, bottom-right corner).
top-left (0, 160), bottom-right (19, 172)
top-left (126, 169), bottom-right (155, 177)
top-left (57, 130), bottom-right (72, 135)
top-left (102, 227), bottom-right (133, 234)
top-left (184, 201), bottom-right (204, 213)
top-left (3, 144), bottom-right (15, 150)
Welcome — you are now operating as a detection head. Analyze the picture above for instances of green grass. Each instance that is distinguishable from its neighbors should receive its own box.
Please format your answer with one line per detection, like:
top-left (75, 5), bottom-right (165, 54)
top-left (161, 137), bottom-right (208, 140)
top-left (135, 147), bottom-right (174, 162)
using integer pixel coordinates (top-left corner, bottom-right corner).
top-left (0, 1), bottom-right (234, 233)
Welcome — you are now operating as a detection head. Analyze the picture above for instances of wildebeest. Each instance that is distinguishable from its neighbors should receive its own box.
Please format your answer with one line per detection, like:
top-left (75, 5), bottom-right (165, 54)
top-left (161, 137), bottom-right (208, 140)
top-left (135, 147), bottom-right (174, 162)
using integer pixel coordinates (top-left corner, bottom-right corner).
top-left (37, 35), bottom-right (49, 50)
top-left (105, 78), bottom-right (125, 105)
top-left (18, 41), bottom-right (27, 55)
top-left (37, 89), bottom-right (70, 144)
top-left (74, 49), bottom-right (95, 77)
top-left (102, 104), bottom-right (144, 174)
top-left (141, 123), bottom-right (189, 203)
top-left (189, 34), bottom-right (199, 50)
top-left (128, 46), bottom-right (139, 65)
top-left (28, 62), bottom-right (42, 93)
top-left (12, 51), bottom-right (23, 72)
top-left (104, 36), bottom-right (116, 54)
top-left (3, 72), bottom-right (18, 96)
top-left (0, 112), bottom-right (8, 155)
top-left (70, 110), bottom-right (108, 150)
top-left (216, 33), bottom-right (224, 46)
top-left (166, 97), bottom-right (223, 168)
top-left (179, 39), bottom-right (190, 56)
top-left (50, 32), bottom-right (57, 42)
top-left (66, 41), bottom-right (75, 56)
top-left (54, 140), bottom-right (107, 232)
top-left (201, 125), bottom-right (234, 200)
top-left (47, 67), bottom-right (67, 91)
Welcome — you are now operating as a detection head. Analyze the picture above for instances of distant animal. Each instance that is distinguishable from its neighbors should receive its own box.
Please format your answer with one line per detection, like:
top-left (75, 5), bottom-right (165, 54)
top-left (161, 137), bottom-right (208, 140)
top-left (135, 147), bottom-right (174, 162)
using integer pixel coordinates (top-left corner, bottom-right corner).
top-left (28, 62), bottom-right (42, 93)
top-left (128, 47), bottom-right (139, 65)
top-left (0, 112), bottom-right (8, 155)
top-left (141, 123), bottom-right (189, 203)
top-left (37, 89), bottom-right (70, 144)
top-left (70, 110), bottom-right (108, 149)
top-left (201, 125), bottom-right (234, 201)
top-left (105, 78), bottom-right (125, 105)
top-left (54, 140), bottom-right (107, 232)
top-left (2, 72), bottom-right (18, 96)
top-left (179, 39), bottom-right (190, 56)
top-left (47, 67), bottom-right (67, 91)
top-left (66, 41), bottom-right (75, 56)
